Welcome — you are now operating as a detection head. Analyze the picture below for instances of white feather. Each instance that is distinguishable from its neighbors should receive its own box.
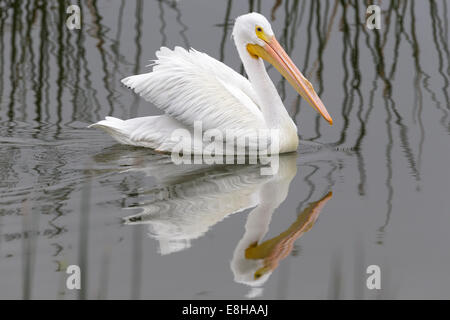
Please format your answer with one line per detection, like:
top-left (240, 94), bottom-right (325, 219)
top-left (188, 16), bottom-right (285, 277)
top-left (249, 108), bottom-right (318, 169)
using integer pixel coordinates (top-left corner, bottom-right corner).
top-left (91, 13), bottom-right (303, 154)
top-left (91, 47), bottom-right (270, 153)
top-left (89, 115), bottom-right (190, 152)
top-left (122, 47), bottom-right (265, 134)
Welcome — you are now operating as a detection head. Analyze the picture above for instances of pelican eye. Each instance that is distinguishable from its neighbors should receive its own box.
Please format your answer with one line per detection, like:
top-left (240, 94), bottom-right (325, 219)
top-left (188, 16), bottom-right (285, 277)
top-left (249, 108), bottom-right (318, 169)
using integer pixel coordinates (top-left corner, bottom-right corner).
top-left (255, 26), bottom-right (269, 41)
top-left (255, 26), bottom-right (264, 36)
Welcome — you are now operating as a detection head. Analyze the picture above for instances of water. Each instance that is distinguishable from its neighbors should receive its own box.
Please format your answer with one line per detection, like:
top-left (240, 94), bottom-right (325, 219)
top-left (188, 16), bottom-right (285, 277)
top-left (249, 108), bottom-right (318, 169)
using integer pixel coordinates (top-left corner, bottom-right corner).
top-left (0, 0), bottom-right (449, 299)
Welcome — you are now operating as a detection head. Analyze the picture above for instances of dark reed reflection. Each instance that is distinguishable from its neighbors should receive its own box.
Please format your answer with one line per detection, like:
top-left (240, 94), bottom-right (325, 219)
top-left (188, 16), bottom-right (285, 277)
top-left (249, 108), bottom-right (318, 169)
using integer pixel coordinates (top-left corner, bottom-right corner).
top-left (78, 166), bottom-right (91, 300)
top-left (0, 0), bottom-right (449, 299)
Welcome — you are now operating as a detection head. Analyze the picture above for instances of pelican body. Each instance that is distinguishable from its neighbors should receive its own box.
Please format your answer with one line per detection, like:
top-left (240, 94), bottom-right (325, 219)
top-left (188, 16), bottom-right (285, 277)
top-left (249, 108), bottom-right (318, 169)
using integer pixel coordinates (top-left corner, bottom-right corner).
top-left (91, 13), bottom-right (332, 154)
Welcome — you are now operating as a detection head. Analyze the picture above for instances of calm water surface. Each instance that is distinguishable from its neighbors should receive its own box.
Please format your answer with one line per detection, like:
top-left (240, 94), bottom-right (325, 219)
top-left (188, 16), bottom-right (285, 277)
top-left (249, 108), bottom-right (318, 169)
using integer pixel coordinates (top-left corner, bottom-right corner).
top-left (0, 0), bottom-right (449, 299)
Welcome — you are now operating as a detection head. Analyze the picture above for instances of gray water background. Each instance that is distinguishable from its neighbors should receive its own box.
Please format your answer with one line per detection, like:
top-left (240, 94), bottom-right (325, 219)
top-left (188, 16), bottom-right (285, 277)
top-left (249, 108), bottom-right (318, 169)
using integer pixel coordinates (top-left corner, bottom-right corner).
top-left (0, 0), bottom-right (449, 299)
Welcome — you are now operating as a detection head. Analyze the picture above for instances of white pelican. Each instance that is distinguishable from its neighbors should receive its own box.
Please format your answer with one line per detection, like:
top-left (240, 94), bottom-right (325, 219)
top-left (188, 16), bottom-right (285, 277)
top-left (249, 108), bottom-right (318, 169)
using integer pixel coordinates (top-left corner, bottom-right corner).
top-left (90, 12), bottom-right (333, 154)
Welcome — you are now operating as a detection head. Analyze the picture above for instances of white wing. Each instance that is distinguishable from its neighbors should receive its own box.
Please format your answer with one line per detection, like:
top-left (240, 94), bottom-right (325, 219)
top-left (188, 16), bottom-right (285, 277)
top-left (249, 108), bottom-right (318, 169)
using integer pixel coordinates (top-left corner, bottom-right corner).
top-left (121, 47), bottom-right (266, 135)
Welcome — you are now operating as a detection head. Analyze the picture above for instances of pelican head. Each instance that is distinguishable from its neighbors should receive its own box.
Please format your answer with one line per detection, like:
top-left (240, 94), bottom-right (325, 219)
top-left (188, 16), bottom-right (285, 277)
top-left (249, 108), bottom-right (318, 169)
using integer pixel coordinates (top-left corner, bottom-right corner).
top-left (233, 12), bottom-right (275, 47)
top-left (233, 13), bottom-right (333, 125)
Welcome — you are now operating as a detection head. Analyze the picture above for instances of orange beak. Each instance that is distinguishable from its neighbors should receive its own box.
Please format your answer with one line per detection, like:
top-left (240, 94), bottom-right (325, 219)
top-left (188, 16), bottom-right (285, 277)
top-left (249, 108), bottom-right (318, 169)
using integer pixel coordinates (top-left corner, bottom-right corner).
top-left (247, 36), bottom-right (333, 125)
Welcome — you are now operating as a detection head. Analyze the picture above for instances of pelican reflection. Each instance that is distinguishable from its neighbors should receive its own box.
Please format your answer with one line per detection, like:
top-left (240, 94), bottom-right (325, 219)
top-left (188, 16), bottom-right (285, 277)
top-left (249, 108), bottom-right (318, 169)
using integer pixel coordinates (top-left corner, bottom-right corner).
top-left (122, 155), bottom-right (282, 254)
top-left (232, 191), bottom-right (332, 289)
top-left (102, 149), bottom-right (334, 293)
